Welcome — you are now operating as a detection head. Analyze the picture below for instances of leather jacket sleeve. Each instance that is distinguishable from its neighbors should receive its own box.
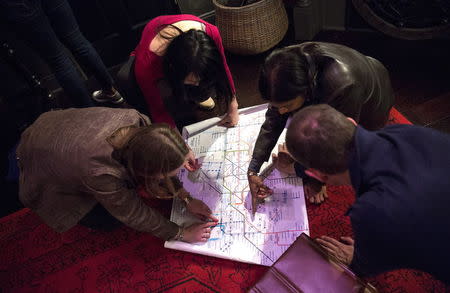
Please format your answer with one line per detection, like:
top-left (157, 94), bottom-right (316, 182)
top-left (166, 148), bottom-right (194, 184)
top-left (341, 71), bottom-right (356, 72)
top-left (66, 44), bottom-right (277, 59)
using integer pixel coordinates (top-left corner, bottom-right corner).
top-left (85, 174), bottom-right (179, 240)
top-left (248, 106), bottom-right (289, 172)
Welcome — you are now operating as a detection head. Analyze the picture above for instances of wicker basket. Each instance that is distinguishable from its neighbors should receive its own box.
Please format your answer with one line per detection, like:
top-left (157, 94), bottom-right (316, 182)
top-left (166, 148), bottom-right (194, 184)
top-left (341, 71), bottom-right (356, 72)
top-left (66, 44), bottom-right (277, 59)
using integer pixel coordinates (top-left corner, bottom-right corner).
top-left (213, 0), bottom-right (288, 55)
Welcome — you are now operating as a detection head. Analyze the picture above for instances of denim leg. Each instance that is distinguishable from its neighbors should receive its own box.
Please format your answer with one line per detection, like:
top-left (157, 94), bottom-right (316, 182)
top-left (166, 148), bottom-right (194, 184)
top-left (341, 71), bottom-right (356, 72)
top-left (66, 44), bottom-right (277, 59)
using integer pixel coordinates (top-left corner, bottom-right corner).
top-left (2, 0), bottom-right (94, 107)
top-left (43, 0), bottom-right (115, 90)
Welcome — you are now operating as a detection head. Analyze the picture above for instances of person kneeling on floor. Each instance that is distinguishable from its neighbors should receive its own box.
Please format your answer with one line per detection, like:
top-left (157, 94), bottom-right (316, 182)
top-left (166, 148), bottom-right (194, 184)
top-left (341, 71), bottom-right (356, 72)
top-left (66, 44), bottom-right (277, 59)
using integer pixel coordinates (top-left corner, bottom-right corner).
top-left (17, 107), bottom-right (217, 243)
top-left (279, 104), bottom-right (450, 283)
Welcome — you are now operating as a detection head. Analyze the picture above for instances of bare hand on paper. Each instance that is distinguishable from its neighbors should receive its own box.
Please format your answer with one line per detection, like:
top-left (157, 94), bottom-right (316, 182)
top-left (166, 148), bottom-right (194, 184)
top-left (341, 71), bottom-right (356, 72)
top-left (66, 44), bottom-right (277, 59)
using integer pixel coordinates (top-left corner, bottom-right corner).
top-left (184, 149), bottom-right (201, 172)
top-left (187, 198), bottom-right (219, 222)
top-left (183, 221), bottom-right (217, 243)
top-left (248, 174), bottom-right (273, 199)
top-left (218, 110), bottom-right (239, 127)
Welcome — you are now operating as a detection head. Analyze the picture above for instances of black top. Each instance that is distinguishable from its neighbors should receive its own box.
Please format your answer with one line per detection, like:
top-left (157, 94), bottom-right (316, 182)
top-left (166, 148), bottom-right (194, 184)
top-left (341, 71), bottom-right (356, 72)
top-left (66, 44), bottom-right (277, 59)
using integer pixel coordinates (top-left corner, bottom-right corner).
top-left (249, 42), bottom-right (394, 173)
top-left (348, 125), bottom-right (450, 284)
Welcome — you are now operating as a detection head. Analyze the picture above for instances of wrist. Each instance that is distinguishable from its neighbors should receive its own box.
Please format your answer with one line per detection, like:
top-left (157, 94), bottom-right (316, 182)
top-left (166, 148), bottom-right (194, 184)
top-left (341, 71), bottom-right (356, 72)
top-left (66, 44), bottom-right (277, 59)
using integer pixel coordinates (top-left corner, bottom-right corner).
top-left (247, 170), bottom-right (259, 177)
top-left (287, 163), bottom-right (296, 175)
top-left (228, 107), bottom-right (238, 115)
top-left (229, 97), bottom-right (238, 111)
top-left (173, 226), bottom-right (184, 241)
top-left (183, 194), bottom-right (194, 205)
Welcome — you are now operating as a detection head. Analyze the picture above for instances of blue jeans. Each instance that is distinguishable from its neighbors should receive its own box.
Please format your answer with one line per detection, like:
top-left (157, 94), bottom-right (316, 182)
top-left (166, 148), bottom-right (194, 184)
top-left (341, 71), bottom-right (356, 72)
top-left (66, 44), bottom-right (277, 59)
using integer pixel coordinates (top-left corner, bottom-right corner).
top-left (2, 0), bottom-right (114, 107)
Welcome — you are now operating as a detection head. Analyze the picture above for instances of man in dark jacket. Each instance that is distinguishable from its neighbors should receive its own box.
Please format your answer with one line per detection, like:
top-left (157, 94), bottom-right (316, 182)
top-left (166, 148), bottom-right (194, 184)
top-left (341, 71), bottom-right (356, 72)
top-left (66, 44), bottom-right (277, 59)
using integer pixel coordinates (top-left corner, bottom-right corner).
top-left (282, 104), bottom-right (450, 284)
top-left (248, 42), bottom-right (394, 205)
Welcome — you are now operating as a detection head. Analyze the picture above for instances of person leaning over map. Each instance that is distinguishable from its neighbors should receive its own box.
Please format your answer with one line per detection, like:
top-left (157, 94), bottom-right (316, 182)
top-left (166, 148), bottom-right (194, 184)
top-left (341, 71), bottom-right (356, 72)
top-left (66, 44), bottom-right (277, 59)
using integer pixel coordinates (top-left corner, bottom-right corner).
top-left (280, 104), bottom-right (450, 284)
top-left (247, 42), bottom-right (394, 206)
top-left (16, 107), bottom-right (218, 243)
top-left (132, 14), bottom-right (239, 130)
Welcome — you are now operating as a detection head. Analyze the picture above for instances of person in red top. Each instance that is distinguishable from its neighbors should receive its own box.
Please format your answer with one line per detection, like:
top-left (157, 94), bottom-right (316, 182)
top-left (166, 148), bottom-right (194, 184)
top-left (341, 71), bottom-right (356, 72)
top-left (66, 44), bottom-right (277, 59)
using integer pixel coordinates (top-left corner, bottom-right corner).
top-left (133, 14), bottom-right (239, 129)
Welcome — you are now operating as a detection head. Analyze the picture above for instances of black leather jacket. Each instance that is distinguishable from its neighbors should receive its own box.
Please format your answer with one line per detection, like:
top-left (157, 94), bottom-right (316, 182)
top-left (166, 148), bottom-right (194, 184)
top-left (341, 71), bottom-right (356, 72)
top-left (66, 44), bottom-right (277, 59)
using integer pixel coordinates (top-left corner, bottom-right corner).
top-left (249, 42), bottom-right (394, 173)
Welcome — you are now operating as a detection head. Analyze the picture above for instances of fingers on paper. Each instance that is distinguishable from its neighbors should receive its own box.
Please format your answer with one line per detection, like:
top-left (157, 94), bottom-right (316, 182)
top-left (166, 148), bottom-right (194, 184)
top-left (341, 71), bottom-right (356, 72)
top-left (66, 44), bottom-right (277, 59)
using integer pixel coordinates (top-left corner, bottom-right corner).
top-left (257, 186), bottom-right (272, 198)
top-left (202, 221), bottom-right (217, 228)
top-left (188, 158), bottom-right (202, 170)
top-left (218, 117), bottom-right (237, 128)
top-left (201, 213), bottom-right (219, 222)
top-left (209, 214), bottom-right (219, 222)
top-left (184, 162), bottom-right (196, 172)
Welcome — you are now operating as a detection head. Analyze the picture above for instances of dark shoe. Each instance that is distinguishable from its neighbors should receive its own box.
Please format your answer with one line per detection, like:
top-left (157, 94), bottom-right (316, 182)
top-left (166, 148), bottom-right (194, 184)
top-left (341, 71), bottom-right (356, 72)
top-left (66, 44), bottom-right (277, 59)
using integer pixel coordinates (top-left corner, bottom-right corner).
top-left (92, 89), bottom-right (124, 104)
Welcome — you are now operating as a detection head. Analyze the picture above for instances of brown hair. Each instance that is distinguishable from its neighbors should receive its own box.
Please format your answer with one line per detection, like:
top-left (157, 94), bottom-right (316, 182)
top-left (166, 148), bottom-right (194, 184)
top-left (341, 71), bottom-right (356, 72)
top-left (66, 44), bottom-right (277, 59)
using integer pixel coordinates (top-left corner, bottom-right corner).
top-left (110, 124), bottom-right (189, 198)
top-left (286, 104), bottom-right (356, 174)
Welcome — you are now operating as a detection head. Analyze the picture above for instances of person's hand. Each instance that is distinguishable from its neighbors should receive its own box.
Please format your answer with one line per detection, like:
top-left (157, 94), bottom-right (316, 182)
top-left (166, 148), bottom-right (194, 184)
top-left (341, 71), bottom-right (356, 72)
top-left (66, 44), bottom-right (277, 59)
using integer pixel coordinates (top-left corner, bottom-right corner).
top-left (187, 198), bottom-right (219, 222)
top-left (218, 96), bottom-right (239, 127)
top-left (248, 174), bottom-right (273, 199)
top-left (315, 236), bottom-right (354, 265)
top-left (272, 143), bottom-right (295, 174)
top-left (218, 110), bottom-right (239, 127)
top-left (184, 149), bottom-right (201, 172)
top-left (303, 176), bottom-right (328, 204)
top-left (182, 221), bottom-right (217, 243)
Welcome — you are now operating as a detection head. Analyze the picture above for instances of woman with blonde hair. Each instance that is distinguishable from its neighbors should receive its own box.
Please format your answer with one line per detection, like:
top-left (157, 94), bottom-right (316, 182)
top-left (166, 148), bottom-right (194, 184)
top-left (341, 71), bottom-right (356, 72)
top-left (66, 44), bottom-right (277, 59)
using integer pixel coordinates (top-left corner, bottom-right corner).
top-left (17, 107), bottom-right (217, 242)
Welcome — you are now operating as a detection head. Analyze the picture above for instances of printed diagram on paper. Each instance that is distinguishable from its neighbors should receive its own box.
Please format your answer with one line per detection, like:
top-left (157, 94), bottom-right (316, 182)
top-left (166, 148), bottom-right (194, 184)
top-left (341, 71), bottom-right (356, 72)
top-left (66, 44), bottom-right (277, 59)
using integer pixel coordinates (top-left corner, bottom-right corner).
top-left (164, 105), bottom-right (309, 266)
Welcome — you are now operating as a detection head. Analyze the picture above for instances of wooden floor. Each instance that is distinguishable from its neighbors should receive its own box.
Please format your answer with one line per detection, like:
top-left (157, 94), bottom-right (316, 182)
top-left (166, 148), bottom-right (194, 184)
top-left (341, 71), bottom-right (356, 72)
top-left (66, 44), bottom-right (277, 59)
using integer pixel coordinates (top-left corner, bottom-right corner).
top-left (227, 30), bottom-right (450, 133)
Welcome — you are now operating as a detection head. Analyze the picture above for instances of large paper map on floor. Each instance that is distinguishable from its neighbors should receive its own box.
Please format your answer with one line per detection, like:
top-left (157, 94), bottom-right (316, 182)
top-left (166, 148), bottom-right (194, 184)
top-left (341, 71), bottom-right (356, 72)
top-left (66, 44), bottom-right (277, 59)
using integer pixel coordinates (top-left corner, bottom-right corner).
top-left (164, 104), bottom-right (309, 266)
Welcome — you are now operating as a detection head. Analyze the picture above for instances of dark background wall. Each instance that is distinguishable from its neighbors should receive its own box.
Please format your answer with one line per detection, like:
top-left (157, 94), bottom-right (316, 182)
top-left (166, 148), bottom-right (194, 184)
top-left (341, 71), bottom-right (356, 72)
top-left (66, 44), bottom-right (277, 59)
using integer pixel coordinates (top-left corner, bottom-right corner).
top-left (0, 0), bottom-right (180, 216)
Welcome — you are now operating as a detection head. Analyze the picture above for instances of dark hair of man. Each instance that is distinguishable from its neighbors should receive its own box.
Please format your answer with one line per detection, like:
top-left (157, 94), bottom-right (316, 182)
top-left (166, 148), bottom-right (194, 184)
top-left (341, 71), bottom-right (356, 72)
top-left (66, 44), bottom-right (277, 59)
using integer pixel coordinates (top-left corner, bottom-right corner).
top-left (117, 124), bottom-right (189, 197)
top-left (286, 104), bottom-right (356, 174)
top-left (161, 26), bottom-right (232, 105)
top-left (259, 46), bottom-right (311, 103)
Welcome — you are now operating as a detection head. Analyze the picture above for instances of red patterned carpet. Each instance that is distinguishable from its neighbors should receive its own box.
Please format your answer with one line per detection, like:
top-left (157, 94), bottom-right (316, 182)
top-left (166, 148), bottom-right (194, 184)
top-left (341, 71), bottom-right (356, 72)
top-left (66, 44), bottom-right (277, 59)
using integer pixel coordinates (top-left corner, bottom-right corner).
top-left (1, 108), bottom-right (449, 293)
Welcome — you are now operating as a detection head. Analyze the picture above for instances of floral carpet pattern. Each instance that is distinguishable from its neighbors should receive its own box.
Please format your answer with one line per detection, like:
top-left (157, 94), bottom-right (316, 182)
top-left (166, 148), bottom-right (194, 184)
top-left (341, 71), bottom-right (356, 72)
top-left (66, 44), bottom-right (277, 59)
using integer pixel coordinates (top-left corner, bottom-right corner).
top-left (1, 108), bottom-right (448, 292)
